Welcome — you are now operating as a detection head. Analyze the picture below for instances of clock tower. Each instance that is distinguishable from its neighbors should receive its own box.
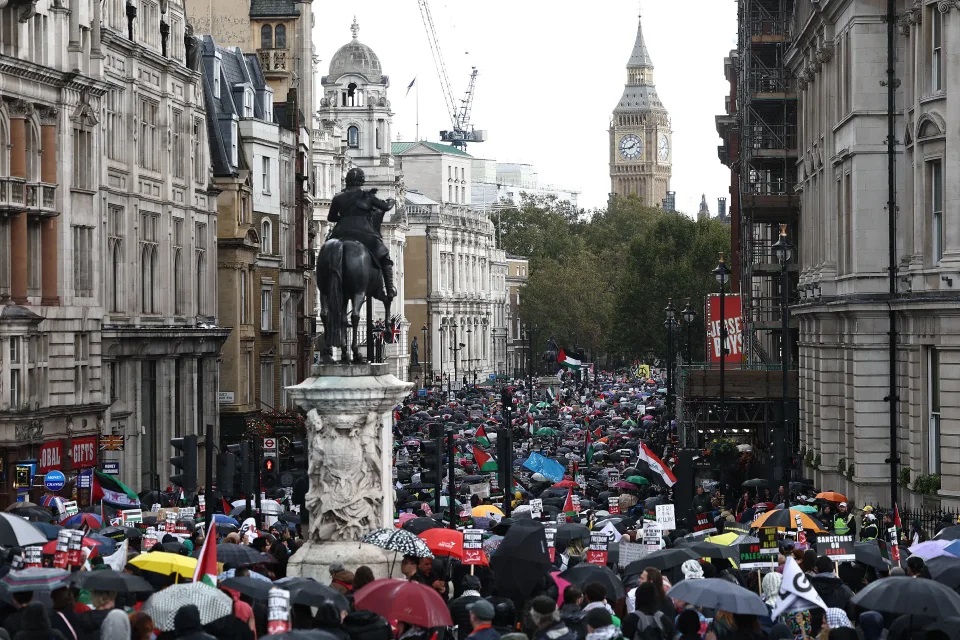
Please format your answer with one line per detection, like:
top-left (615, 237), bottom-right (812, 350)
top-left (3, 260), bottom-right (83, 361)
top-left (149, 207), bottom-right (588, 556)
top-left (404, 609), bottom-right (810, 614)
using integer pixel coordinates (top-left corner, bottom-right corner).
top-left (609, 11), bottom-right (672, 207)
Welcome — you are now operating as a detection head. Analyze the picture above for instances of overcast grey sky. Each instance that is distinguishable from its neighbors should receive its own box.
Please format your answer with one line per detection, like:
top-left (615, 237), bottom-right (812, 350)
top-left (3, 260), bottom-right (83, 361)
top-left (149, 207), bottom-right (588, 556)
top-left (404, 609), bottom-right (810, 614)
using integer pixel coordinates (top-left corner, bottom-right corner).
top-left (313, 1), bottom-right (737, 215)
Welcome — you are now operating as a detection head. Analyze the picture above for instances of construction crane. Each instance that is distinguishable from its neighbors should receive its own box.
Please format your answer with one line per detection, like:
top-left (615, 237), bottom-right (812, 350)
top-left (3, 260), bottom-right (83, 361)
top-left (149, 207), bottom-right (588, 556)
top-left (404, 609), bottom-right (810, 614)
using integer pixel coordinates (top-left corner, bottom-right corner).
top-left (417, 0), bottom-right (487, 149)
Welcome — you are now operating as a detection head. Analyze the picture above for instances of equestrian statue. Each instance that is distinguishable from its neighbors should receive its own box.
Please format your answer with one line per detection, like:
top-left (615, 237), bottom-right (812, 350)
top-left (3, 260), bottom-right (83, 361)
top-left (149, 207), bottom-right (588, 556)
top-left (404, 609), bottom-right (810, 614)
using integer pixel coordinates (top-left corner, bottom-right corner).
top-left (317, 167), bottom-right (398, 363)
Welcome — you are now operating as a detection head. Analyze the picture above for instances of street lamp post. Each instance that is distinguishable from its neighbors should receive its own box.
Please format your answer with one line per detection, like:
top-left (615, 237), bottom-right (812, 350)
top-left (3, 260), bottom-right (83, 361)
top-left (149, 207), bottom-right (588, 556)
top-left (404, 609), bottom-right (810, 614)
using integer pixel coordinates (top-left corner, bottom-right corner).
top-left (421, 324), bottom-right (428, 383)
top-left (663, 299), bottom-right (677, 417)
top-left (466, 325), bottom-right (473, 385)
top-left (682, 298), bottom-right (696, 366)
top-left (439, 323), bottom-right (446, 386)
top-left (713, 253), bottom-right (731, 441)
top-left (772, 224), bottom-right (793, 497)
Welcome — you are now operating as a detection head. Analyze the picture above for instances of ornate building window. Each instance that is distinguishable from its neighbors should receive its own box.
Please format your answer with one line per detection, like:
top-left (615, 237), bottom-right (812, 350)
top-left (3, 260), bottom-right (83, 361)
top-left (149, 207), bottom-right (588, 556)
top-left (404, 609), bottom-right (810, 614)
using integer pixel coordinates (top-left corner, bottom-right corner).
top-left (347, 125), bottom-right (359, 148)
top-left (172, 109), bottom-right (185, 180)
top-left (261, 218), bottom-right (273, 254)
top-left (140, 213), bottom-right (159, 313)
top-left (72, 225), bottom-right (93, 297)
top-left (931, 8), bottom-right (944, 93)
top-left (138, 99), bottom-right (159, 171)
top-left (195, 223), bottom-right (207, 315)
top-left (275, 24), bottom-right (286, 48)
top-left (261, 286), bottom-right (273, 331)
top-left (193, 118), bottom-right (206, 184)
top-left (173, 218), bottom-right (184, 315)
top-left (929, 159), bottom-right (944, 263)
top-left (104, 90), bottom-right (123, 162)
top-left (261, 24), bottom-right (272, 48)
top-left (108, 205), bottom-right (124, 312)
top-left (240, 269), bottom-right (248, 324)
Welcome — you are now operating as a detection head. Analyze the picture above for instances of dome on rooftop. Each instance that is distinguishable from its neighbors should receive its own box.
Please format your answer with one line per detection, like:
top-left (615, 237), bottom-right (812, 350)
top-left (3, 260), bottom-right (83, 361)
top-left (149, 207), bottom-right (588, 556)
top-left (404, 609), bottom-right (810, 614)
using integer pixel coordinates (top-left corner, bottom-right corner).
top-left (328, 18), bottom-right (382, 83)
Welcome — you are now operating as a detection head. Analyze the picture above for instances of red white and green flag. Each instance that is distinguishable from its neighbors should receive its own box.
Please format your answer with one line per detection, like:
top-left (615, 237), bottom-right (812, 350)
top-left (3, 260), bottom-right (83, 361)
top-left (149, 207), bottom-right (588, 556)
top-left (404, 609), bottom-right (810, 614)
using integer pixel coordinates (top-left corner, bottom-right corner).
top-left (92, 471), bottom-right (140, 510)
top-left (557, 348), bottom-right (581, 370)
top-left (584, 427), bottom-right (594, 465)
top-left (192, 528), bottom-right (218, 586)
top-left (473, 447), bottom-right (498, 472)
top-left (563, 488), bottom-right (576, 516)
top-left (475, 425), bottom-right (490, 448)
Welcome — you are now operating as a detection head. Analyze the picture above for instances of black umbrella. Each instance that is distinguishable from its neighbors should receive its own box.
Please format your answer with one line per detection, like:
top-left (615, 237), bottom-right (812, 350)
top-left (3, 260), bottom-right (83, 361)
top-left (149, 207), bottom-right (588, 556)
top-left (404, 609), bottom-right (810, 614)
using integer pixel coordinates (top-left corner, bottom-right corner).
top-left (555, 523), bottom-right (591, 548)
top-left (401, 517), bottom-right (444, 535)
top-left (625, 548), bottom-right (698, 574)
top-left (667, 578), bottom-right (767, 616)
top-left (8, 506), bottom-right (55, 523)
top-left (684, 541), bottom-right (739, 561)
top-left (209, 543), bottom-right (265, 566)
top-left (490, 519), bottom-right (551, 600)
top-left (935, 525), bottom-right (960, 541)
top-left (275, 577), bottom-right (351, 611)
top-left (851, 575), bottom-right (960, 617)
top-left (854, 541), bottom-right (893, 572)
top-left (742, 478), bottom-right (769, 489)
top-left (923, 556), bottom-right (960, 590)
top-left (560, 564), bottom-right (625, 600)
top-left (221, 576), bottom-right (272, 600)
top-left (99, 526), bottom-right (142, 542)
top-left (74, 569), bottom-right (154, 593)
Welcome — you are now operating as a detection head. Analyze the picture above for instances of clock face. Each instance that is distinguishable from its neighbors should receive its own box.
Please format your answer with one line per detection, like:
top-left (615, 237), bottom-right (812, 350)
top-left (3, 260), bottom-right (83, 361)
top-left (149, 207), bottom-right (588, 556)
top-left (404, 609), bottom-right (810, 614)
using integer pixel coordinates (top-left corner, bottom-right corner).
top-left (658, 134), bottom-right (670, 161)
top-left (618, 134), bottom-right (643, 160)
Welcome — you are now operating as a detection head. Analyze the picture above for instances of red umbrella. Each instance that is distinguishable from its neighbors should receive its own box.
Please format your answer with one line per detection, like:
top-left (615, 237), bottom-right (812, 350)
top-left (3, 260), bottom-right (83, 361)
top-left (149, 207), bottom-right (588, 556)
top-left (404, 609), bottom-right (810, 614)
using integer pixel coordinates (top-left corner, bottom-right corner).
top-left (418, 529), bottom-right (489, 565)
top-left (552, 479), bottom-right (578, 489)
top-left (354, 579), bottom-right (453, 628)
top-left (613, 481), bottom-right (639, 490)
top-left (41, 537), bottom-right (100, 558)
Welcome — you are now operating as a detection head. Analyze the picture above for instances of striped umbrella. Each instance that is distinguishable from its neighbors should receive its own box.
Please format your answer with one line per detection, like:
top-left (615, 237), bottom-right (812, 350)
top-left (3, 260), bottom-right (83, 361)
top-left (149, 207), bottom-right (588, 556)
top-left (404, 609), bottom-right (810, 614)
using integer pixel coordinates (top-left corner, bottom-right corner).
top-left (1, 568), bottom-right (70, 593)
top-left (39, 495), bottom-right (64, 510)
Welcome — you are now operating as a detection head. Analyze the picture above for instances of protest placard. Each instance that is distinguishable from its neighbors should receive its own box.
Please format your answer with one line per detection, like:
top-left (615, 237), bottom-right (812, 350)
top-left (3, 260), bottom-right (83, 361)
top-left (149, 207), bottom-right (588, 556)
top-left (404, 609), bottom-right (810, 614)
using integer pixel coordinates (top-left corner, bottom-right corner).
top-left (544, 527), bottom-right (557, 562)
top-left (607, 471), bottom-right (620, 487)
top-left (62, 500), bottom-right (79, 518)
top-left (618, 540), bottom-right (651, 568)
top-left (608, 496), bottom-right (620, 515)
top-left (693, 514), bottom-right (717, 536)
top-left (586, 531), bottom-right (609, 565)
top-left (122, 509), bottom-right (143, 525)
top-left (739, 542), bottom-right (778, 570)
top-left (266, 588), bottom-right (291, 635)
top-left (463, 528), bottom-right (485, 565)
top-left (23, 546), bottom-right (42, 569)
top-left (759, 527), bottom-right (779, 555)
top-left (815, 535), bottom-right (856, 563)
top-left (655, 504), bottom-right (676, 530)
top-left (67, 530), bottom-right (84, 566)
top-left (470, 483), bottom-right (491, 499)
top-left (530, 499), bottom-right (543, 519)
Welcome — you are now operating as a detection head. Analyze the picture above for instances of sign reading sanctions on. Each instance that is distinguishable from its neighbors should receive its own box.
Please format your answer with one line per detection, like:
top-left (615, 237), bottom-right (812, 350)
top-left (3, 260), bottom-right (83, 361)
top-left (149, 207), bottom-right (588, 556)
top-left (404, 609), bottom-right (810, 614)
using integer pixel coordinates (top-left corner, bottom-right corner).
top-left (815, 535), bottom-right (856, 563)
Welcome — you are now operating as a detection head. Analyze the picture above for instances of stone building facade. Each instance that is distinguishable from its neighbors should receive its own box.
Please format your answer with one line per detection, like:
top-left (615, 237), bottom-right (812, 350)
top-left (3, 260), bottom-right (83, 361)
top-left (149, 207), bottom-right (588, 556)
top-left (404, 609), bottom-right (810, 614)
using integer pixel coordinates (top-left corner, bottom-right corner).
top-left (789, 0), bottom-right (960, 507)
top-left (0, 0), bottom-right (228, 502)
top-left (395, 141), bottom-right (508, 386)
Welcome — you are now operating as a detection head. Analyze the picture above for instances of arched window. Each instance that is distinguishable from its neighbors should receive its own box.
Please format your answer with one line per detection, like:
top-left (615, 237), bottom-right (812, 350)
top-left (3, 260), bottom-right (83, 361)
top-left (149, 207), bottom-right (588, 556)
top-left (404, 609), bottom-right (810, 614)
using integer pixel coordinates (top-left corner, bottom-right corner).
top-left (274, 24), bottom-right (286, 48)
top-left (141, 245), bottom-right (155, 313)
top-left (173, 251), bottom-right (183, 315)
top-left (347, 126), bottom-right (359, 148)
top-left (196, 254), bottom-right (205, 315)
top-left (111, 242), bottom-right (122, 312)
top-left (347, 83), bottom-right (357, 107)
top-left (260, 24), bottom-right (272, 48)
top-left (261, 218), bottom-right (273, 254)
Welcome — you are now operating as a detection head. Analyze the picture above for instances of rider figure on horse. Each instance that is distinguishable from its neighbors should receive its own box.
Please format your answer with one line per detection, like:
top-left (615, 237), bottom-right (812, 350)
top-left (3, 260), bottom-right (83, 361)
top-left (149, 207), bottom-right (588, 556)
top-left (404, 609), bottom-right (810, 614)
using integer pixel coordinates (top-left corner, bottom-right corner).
top-left (327, 167), bottom-right (397, 298)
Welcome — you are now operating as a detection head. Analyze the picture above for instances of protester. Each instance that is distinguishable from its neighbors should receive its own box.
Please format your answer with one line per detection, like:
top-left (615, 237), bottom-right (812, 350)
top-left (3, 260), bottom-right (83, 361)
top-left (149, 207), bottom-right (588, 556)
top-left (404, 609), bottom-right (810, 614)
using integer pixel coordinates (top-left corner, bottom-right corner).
top-left (529, 596), bottom-right (577, 640)
top-left (450, 576), bottom-right (485, 640)
top-left (466, 600), bottom-right (500, 640)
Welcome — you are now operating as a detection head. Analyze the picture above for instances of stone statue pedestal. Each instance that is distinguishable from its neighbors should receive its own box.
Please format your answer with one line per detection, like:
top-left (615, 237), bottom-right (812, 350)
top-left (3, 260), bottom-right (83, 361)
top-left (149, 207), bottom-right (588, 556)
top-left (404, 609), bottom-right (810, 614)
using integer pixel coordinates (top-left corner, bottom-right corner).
top-left (284, 363), bottom-right (413, 582)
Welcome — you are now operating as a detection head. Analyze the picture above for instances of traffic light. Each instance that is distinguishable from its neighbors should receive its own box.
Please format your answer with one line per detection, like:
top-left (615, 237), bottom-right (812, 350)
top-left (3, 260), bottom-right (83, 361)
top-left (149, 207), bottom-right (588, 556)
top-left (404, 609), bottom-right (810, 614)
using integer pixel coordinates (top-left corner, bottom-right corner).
top-left (420, 440), bottom-right (440, 485)
top-left (170, 435), bottom-right (198, 492)
top-left (262, 457), bottom-right (279, 489)
top-left (290, 440), bottom-right (307, 469)
top-left (238, 442), bottom-right (255, 495)
top-left (217, 451), bottom-right (237, 497)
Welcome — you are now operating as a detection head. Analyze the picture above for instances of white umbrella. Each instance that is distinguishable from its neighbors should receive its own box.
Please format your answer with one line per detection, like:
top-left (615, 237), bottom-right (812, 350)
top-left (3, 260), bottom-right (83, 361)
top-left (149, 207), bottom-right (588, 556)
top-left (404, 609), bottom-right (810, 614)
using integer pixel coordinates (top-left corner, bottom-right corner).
top-left (0, 513), bottom-right (47, 547)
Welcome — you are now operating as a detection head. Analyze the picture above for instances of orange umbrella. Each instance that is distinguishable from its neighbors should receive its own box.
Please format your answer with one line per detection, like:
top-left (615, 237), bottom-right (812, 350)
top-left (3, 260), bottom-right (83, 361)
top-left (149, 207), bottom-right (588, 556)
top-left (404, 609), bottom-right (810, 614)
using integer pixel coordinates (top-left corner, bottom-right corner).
top-left (751, 508), bottom-right (828, 533)
top-left (815, 491), bottom-right (848, 503)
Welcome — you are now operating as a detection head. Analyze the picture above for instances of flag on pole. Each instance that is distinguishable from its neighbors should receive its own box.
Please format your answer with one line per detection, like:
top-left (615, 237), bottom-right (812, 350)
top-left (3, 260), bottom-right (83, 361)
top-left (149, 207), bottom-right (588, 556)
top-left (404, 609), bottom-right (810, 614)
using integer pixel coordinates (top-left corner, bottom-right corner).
top-left (584, 427), bottom-right (594, 465)
top-left (473, 447), bottom-right (498, 472)
top-left (192, 530), bottom-right (218, 586)
top-left (771, 556), bottom-right (828, 618)
top-left (562, 489), bottom-right (575, 516)
top-left (406, 77), bottom-right (417, 96)
top-left (557, 348), bottom-right (581, 370)
top-left (638, 442), bottom-right (677, 486)
top-left (475, 425), bottom-right (490, 448)
top-left (222, 497), bottom-right (232, 515)
top-left (102, 540), bottom-right (128, 571)
top-left (92, 471), bottom-right (141, 509)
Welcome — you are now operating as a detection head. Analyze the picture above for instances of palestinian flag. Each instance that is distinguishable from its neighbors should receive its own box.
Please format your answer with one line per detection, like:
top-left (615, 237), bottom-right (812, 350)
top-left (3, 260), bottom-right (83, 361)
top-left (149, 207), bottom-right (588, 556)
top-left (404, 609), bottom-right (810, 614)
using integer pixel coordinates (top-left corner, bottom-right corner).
top-left (192, 529), bottom-right (218, 586)
top-left (557, 348), bottom-right (581, 370)
top-left (638, 442), bottom-right (678, 487)
top-left (584, 427), bottom-right (594, 465)
top-left (475, 425), bottom-right (490, 448)
top-left (563, 488), bottom-right (575, 516)
top-left (473, 447), bottom-right (498, 472)
top-left (92, 471), bottom-right (140, 509)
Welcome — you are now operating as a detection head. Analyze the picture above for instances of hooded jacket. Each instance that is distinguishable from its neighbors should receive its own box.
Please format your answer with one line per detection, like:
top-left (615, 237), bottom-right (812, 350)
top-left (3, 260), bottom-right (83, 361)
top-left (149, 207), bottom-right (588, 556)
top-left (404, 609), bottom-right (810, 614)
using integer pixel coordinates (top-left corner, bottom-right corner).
top-left (808, 573), bottom-right (854, 635)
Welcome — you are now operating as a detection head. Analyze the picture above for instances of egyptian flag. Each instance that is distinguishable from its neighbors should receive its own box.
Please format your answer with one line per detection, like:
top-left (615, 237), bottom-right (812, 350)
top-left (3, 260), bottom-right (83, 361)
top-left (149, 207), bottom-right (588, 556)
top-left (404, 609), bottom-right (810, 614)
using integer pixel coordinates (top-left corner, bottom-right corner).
top-left (557, 348), bottom-right (581, 370)
top-left (473, 447), bottom-right (498, 472)
top-left (92, 471), bottom-right (141, 509)
top-left (638, 442), bottom-right (678, 487)
top-left (192, 530), bottom-right (218, 586)
top-left (475, 425), bottom-right (490, 448)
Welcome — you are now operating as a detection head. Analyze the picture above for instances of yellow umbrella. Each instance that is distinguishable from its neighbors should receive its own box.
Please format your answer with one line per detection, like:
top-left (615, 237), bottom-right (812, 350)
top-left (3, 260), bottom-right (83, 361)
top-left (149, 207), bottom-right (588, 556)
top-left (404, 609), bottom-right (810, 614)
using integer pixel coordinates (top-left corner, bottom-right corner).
top-left (705, 532), bottom-right (740, 546)
top-left (472, 505), bottom-right (504, 518)
top-left (129, 551), bottom-right (197, 580)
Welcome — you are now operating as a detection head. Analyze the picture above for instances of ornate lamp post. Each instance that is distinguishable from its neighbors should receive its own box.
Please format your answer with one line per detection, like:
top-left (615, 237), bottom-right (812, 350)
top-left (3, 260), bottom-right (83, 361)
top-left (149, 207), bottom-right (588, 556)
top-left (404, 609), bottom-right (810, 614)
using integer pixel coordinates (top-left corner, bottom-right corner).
top-left (772, 224), bottom-right (793, 497)
top-left (712, 253), bottom-right (731, 440)
top-left (682, 298), bottom-right (696, 366)
top-left (422, 324), bottom-right (428, 381)
top-left (663, 299), bottom-right (677, 416)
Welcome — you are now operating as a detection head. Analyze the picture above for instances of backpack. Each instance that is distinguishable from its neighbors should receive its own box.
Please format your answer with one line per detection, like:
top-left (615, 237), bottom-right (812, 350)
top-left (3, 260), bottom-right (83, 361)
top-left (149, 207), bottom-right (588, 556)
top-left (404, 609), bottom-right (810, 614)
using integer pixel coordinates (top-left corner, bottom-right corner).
top-left (343, 610), bottom-right (393, 640)
top-left (632, 611), bottom-right (666, 640)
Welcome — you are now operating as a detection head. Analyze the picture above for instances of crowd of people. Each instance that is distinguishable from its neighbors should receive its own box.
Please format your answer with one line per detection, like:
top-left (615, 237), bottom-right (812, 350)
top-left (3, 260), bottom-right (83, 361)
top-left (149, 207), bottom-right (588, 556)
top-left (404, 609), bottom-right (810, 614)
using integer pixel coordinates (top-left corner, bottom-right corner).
top-left (2, 366), bottom-right (960, 640)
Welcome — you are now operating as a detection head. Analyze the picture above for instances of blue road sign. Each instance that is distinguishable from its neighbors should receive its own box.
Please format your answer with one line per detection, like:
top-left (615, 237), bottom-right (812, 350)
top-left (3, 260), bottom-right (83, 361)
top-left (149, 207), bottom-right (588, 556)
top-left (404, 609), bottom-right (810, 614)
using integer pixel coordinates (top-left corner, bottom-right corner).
top-left (488, 373), bottom-right (496, 381)
top-left (418, 389), bottom-right (427, 397)
top-left (44, 469), bottom-right (66, 492)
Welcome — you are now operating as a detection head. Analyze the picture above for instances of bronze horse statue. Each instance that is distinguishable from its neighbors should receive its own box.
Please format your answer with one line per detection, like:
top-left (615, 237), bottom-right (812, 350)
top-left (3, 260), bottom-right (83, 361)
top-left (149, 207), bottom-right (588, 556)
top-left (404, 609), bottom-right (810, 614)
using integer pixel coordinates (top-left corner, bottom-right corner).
top-left (317, 206), bottom-right (395, 363)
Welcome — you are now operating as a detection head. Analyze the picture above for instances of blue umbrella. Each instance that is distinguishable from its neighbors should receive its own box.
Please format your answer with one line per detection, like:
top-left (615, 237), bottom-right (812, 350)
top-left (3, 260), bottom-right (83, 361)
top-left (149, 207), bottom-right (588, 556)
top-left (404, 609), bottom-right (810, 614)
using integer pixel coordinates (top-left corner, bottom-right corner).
top-left (86, 534), bottom-right (117, 556)
top-left (213, 514), bottom-right (239, 526)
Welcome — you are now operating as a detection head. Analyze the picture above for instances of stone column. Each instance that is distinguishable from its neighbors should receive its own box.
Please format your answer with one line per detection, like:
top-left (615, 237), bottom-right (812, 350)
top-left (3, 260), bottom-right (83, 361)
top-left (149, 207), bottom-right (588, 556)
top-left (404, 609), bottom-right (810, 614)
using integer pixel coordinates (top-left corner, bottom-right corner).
top-left (39, 108), bottom-right (59, 306)
top-left (285, 363), bottom-right (412, 582)
top-left (9, 102), bottom-right (30, 305)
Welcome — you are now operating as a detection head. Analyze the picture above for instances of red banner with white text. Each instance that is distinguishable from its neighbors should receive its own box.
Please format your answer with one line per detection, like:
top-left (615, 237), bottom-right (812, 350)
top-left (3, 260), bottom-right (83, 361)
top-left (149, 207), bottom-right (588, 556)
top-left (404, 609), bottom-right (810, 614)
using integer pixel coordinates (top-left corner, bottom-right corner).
top-left (706, 294), bottom-right (744, 365)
